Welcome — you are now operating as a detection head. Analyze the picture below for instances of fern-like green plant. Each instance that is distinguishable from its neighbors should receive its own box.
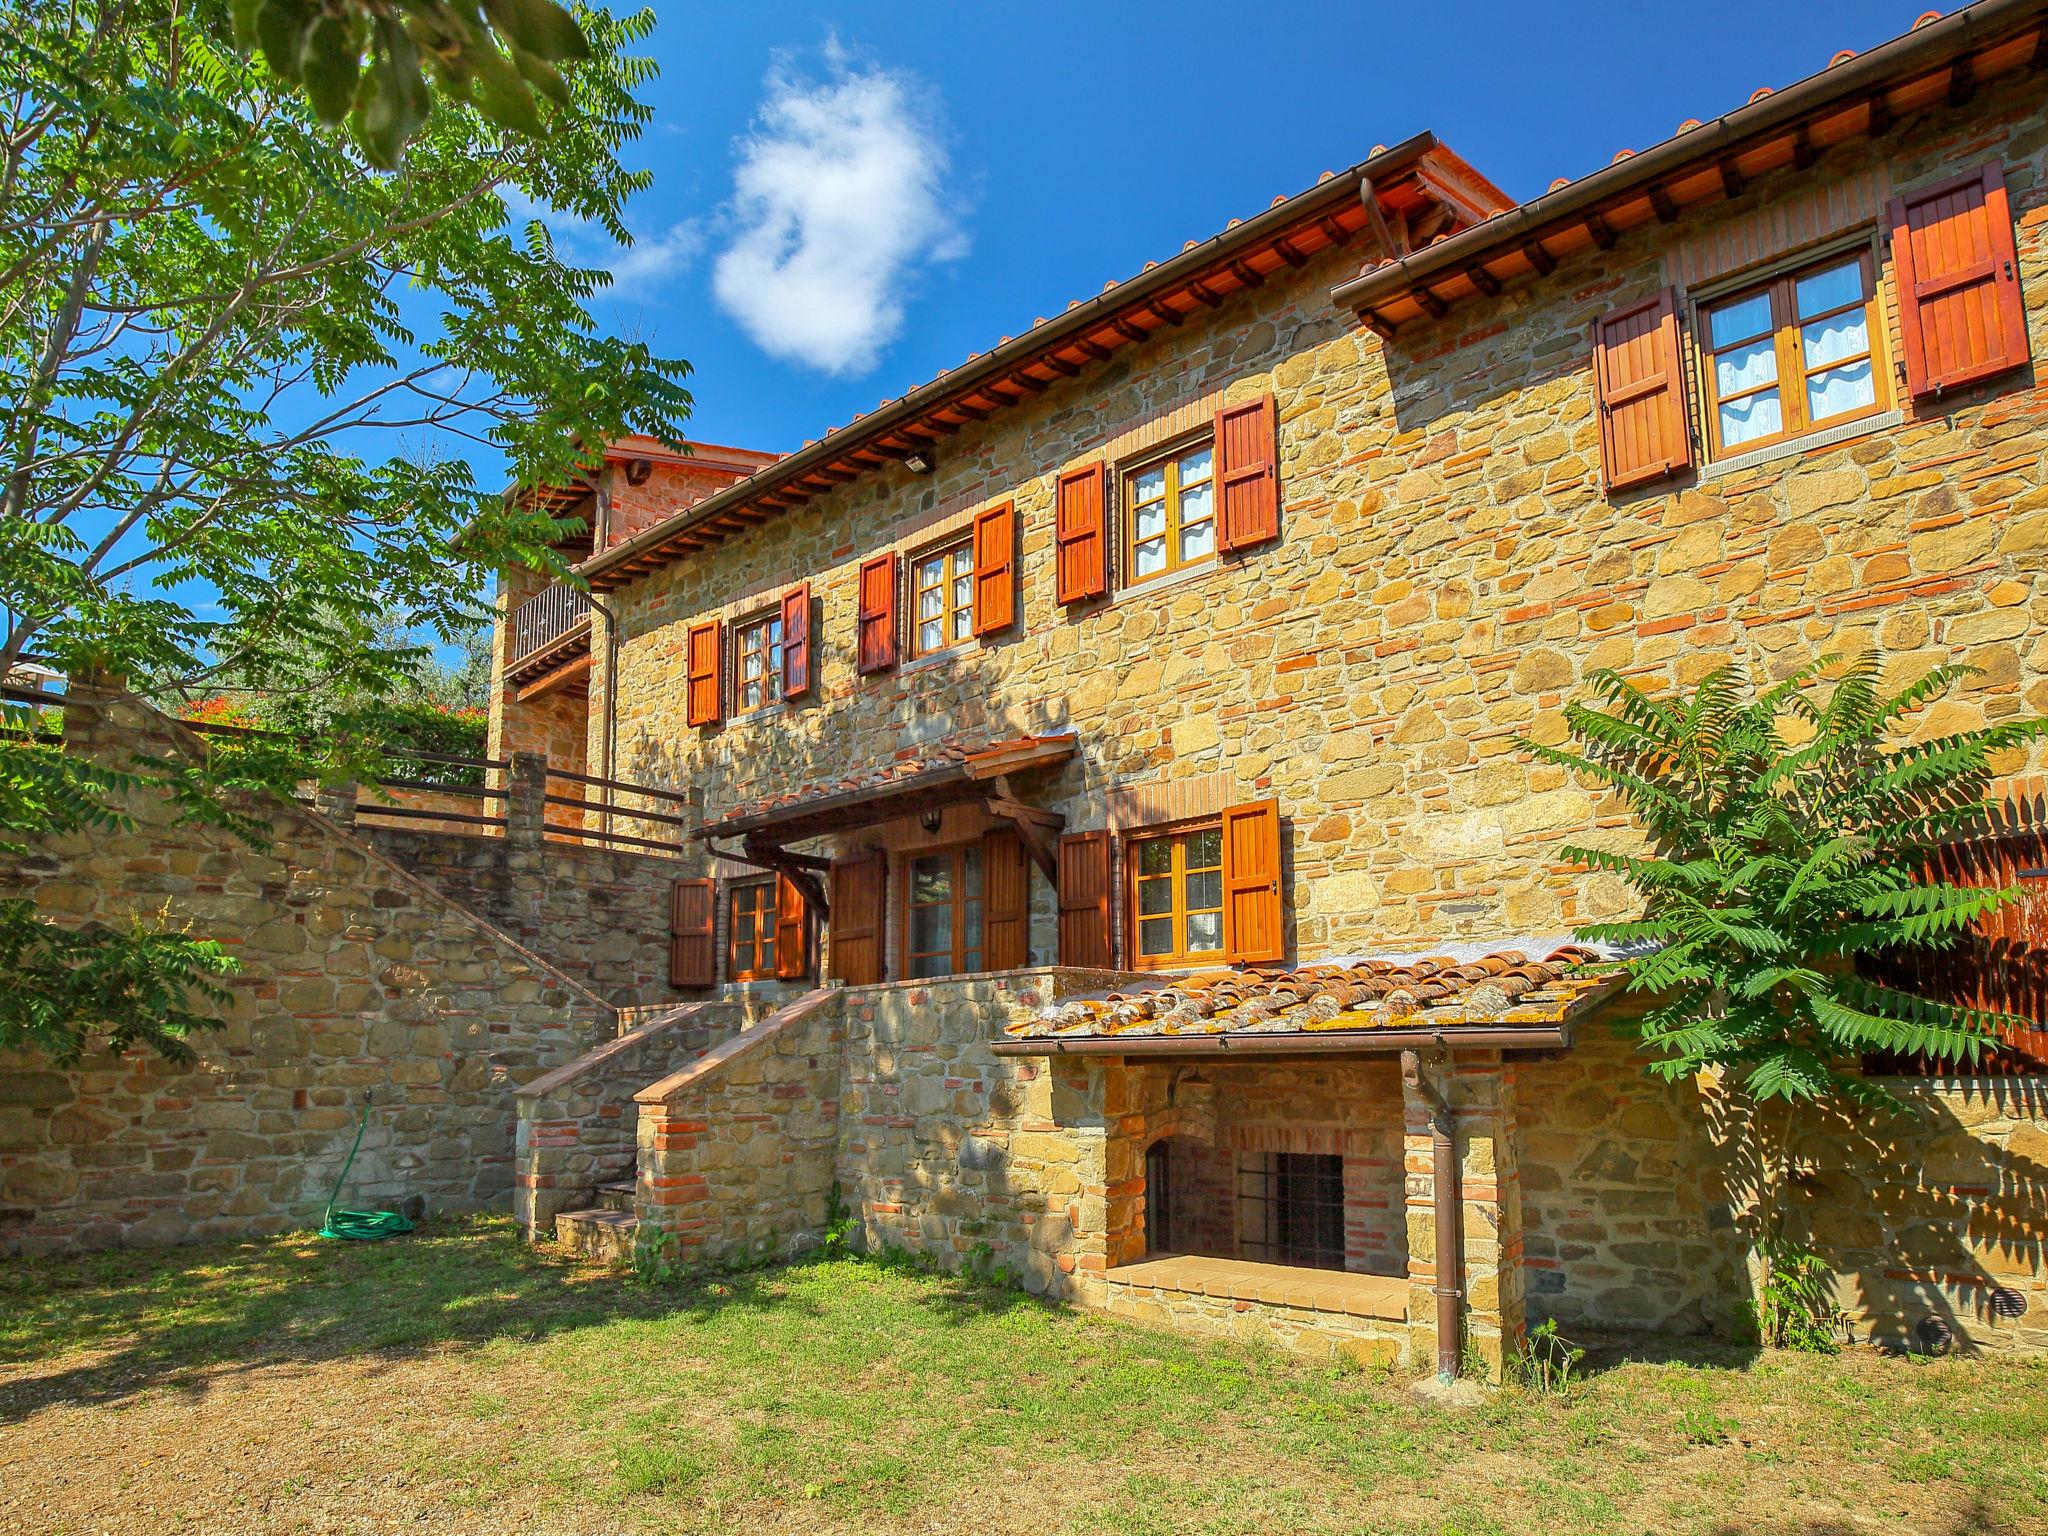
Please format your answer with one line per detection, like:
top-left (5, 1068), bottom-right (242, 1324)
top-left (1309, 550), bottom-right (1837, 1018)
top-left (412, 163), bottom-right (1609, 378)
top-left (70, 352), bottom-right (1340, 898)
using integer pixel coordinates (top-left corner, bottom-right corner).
top-left (1528, 655), bottom-right (2044, 1103)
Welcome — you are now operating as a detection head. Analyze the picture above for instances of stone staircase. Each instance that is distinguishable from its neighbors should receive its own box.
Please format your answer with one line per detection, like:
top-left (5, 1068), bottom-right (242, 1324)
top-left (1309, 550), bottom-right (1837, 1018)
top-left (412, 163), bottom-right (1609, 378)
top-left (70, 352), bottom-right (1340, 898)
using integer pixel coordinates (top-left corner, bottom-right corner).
top-left (554, 1179), bottom-right (638, 1263)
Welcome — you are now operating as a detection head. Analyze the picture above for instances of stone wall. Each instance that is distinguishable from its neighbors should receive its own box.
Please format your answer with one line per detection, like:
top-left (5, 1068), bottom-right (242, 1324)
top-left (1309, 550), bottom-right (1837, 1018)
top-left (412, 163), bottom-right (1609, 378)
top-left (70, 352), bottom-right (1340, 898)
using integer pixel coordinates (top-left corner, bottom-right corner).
top-left (356, 751), bottom-right (698, 1010)
top-left (633, 988), bottom-right (841, 1267)
top-left (514, 999), bottom-right (742, 1233)
top-left (0, 690), bottom-right (614, 1255)
top-left (588, 70), bottom-right (2048, 977)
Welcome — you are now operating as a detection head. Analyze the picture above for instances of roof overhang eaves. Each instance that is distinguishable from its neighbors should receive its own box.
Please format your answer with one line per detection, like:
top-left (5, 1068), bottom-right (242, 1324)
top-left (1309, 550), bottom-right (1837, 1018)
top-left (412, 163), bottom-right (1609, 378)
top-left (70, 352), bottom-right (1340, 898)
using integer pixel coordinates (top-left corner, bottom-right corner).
top-left (1330, 0), bottom-right (2048, 327)
top-left (580, 133), bottom-right (1492, 593)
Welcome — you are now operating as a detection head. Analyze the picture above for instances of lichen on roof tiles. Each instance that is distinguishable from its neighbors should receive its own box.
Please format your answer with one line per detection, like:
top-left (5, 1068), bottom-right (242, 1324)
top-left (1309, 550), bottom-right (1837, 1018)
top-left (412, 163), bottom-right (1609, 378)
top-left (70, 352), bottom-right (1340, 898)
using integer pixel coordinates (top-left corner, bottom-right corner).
top-left (1006, 945), bottom-right (1619, 1044)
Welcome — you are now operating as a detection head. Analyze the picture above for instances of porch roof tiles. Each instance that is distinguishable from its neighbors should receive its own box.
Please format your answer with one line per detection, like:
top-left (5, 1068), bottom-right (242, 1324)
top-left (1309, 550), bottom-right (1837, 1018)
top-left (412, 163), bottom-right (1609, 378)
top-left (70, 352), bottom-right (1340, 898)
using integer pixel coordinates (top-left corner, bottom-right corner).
top-left (694, 731), bottom-right (1076, 845)
top-left (997, 945), bottom-right (1620, 1057)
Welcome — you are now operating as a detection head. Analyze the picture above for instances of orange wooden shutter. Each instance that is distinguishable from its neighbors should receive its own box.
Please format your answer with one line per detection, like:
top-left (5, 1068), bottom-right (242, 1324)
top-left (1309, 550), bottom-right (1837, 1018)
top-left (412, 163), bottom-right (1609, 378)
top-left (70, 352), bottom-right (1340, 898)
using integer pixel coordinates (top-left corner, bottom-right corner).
top-left (685, 619), bottom-right (722, 727)
top-left (1056, 830), bottom-right (1112, 968)
top-left (780, 582), bottom-right (811, 699)
top-left (983, 828), bottom-right (1030, 971)
top-left (1591, 289), bottom-right (1693, 491)
top-left (668, 877), bottom-right (715, 988)
top-left (856, 553), bottom-right (898, 673)
top-left (828, 853), bottom-right (884, 985)
top-left (774, 873), bottom-right (808, 980)
top-left (1220, 798), bottom-right (1284, 965)
top-left (1889, 162), bottom-right (2031, 399)
top-left (1054, 462), bottom-right (1107, 604)
top-left (1215, 394), bottom-right (1279, 552)
top-left (971, 501), bottom-right (1017, 637)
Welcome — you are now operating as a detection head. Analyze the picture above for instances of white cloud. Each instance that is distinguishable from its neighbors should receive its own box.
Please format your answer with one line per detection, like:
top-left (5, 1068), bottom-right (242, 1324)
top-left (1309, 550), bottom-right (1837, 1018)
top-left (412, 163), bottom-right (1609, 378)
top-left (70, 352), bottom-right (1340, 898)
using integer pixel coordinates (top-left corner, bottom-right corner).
top-left (712, 46), bottom-right (966, 376)
top-left (500, 189), bottom-right (699, 300)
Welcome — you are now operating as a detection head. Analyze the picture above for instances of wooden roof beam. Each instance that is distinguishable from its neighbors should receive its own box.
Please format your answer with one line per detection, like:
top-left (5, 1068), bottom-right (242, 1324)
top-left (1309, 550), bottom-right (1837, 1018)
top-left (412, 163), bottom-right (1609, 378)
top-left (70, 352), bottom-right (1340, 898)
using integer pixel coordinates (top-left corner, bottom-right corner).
top-left (1414, 286), bottom-right (1448, 319)
top-left (1648, 183), bottom-right (1679, 224)
top-left (1585, 209), bottom-right (1616, 250)
top-left (1072, 336), bottom-right (1113, 362)
top-left (1868, 90), bottom-right (1894, 135)
top-left (1791, 127), bottom-right (1816, 172)
top-left (1271, 236), bottom-right (1309, 269)
top-left (1186, 278), bottom-right (1225, 308)
top-left (1004, 371), bottom-right (1050, 393)
top-left (1359, 175), bottom-right (1406, 258)
top-left (1466, 264), bottom-right (1501, 297)
top-left (1039, 352), bottom-right (1081, 377)
top-left (944, 399), bottom-right (991, 422)
top-left (1359, 309), bottom-right (1396, 340)
top-left (1226, 259), bottom-right (1265, 289)
top-left (1148, 299), bottom-right (1185, 327)
top-left (1317, 215), bottom-right (1354, 248)
top-left (1110, 316), bottom-right (1151, 344)
top-left (1718, 156), bottom-right (1746, 198)
top-left (1523, 241), bottom-right (1556, 277)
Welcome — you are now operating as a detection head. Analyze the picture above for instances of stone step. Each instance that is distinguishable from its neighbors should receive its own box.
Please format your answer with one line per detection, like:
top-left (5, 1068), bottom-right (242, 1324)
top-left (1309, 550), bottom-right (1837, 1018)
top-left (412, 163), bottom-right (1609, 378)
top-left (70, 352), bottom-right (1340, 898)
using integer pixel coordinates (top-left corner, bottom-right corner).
top-left (554, 1207), bottom-right (638, 1265)
top-left (596, 1179), bottom-right (636, 1213)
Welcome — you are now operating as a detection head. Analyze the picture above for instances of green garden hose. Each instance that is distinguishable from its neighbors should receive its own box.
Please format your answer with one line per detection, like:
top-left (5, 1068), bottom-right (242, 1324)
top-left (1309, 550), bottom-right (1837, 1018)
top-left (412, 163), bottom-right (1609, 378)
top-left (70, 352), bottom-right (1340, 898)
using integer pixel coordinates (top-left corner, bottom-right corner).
top-left (318, 1094), bottom-right (415, 1241)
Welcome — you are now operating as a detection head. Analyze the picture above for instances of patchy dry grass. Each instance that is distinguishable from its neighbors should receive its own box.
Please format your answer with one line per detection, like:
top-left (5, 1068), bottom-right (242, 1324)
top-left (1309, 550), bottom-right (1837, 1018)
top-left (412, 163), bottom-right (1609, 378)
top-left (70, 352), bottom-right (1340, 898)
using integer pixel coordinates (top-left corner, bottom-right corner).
top-left (1, 1218), bottom-right (2042, 1534)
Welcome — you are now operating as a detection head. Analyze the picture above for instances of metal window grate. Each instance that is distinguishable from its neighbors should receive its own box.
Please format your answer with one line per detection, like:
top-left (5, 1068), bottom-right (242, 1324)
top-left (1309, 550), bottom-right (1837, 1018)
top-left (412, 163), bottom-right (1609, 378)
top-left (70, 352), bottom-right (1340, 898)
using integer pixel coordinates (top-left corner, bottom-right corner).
top-left (1237, 1151), bottom-right (1345, 1271)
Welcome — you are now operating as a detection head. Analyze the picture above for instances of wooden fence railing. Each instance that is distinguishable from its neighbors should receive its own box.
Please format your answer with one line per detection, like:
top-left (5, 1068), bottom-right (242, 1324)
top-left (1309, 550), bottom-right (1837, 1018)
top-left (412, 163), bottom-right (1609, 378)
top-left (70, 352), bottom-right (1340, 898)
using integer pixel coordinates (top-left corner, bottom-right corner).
top-left (542, 764), bottom-right (694, 855)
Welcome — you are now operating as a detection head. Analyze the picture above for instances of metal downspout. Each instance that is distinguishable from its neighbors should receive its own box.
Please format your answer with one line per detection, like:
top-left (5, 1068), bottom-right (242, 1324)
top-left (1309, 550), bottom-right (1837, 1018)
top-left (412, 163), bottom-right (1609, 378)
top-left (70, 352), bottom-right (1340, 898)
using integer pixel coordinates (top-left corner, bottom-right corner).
top-left (1401, 1048), bottom-right (1462, 1382)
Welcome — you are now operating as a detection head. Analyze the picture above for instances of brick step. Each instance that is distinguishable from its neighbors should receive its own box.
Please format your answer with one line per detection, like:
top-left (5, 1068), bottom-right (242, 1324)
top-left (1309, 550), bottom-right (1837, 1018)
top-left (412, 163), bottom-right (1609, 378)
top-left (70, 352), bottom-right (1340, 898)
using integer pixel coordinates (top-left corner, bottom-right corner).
top-left (596, 1179), bottom-right (636, 1213)
top-left (555, 1207), bottom-right (638, 1265)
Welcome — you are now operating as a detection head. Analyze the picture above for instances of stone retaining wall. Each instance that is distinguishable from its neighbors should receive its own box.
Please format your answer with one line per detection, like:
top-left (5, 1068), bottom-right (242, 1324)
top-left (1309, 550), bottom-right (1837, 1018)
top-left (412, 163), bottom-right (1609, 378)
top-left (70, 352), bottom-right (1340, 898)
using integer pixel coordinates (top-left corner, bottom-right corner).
top-left (0, 689), bottom-right (614, 1255)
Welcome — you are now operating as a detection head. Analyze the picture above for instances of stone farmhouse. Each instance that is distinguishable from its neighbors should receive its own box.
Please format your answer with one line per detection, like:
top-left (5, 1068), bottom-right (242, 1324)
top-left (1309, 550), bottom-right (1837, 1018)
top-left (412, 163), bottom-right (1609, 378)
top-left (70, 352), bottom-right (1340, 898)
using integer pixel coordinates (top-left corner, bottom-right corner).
top-left (4, 2), bottom-right (2046, 1381)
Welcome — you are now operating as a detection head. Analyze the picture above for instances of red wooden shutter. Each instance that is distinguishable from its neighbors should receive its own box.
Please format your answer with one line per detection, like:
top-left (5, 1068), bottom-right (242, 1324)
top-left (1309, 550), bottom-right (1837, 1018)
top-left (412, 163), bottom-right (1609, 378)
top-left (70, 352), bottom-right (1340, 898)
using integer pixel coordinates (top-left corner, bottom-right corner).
top-left (983, 828), bottom-right (1030, 971)
top-left (1221, 798), bottom-right (1284, 965)
top-left (668, 877), bottom-right (715, 988)
top-left (855, 553), bottom-right (898, 673)
top-left (1591, 289), bottom-right (1693, 492)
top-left (971, 501), bottom-right (1017, 637)
top-left (1889, 162), bottom-right (2031, 398)
top-left (685, 620), bottom-right (722, 727)
top-left (1054, 462), bottom-right (1107, 604)
top-left (828, 853), bottom-right (884, 985)
top-left (774, 873), bottom-right (808, 980)
top-left (780, 582), bottom-right (811, 699)
top-left (1056, 830), bottom-right (1112, 969)
top-left (1215, 394), bottom-right (1280, 552)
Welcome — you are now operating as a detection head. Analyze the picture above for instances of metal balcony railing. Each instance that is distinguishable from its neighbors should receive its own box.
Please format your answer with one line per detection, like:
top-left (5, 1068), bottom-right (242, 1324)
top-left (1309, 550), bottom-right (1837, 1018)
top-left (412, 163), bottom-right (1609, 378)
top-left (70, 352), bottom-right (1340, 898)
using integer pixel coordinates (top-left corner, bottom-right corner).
top-left (510, 583), bottom-right (593, 668)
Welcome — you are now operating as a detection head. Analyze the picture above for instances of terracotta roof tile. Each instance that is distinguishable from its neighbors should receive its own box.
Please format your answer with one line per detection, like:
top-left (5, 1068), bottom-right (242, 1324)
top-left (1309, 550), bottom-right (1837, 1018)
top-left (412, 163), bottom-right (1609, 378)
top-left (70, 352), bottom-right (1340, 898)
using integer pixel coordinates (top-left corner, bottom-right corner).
top-left (1006, 944), bottom-right (1618, 1043)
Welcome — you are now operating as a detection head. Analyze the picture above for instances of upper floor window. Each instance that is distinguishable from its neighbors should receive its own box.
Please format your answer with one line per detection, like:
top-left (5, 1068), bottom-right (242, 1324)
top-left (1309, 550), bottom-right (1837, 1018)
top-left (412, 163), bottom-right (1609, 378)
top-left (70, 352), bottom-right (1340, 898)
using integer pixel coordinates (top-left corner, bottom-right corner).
top-left (1126, 441), bottom-right (1215, 585)
top-left (912, 538), bottom-right (975, 656)
top-left (728, 877), bottom-right (778, 981)
top-left (1129, 824), bottom-right (1225, 968)
top-left (907, 844), bottom-right (984, 977)
top-left (1701, 248), bottom-right (1886, 459)
top-left (735, 610), bottom-right (783, 714)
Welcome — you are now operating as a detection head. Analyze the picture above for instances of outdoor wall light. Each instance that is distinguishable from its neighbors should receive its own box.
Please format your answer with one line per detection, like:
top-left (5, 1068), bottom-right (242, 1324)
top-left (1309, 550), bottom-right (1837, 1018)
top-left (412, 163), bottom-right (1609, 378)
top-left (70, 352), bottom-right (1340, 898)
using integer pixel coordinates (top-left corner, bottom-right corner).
top-left (919, 806), bottom-right (944, 834)
top-left (903, 449), bottom-right (935, 476)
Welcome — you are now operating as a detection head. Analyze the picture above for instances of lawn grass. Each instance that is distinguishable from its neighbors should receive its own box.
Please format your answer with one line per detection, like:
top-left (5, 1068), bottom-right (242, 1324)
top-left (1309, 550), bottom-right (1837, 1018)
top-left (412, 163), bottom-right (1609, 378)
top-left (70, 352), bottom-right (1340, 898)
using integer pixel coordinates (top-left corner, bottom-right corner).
top-left (1, 1217), bottom-right (2043, 1535)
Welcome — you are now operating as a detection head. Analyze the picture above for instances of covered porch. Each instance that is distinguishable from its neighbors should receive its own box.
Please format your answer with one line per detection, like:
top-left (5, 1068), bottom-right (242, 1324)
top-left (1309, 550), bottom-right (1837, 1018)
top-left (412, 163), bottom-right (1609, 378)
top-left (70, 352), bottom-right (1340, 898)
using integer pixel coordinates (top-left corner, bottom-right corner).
top-left (998, 948), bottom-right (1619, 1378)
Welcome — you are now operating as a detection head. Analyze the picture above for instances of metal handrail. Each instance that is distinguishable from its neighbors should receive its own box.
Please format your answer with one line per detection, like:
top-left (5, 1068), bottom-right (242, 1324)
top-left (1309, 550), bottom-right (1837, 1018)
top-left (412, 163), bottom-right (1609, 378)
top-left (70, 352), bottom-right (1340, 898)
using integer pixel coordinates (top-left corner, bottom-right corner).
top-left (510, 582), bottom-right (593, 666)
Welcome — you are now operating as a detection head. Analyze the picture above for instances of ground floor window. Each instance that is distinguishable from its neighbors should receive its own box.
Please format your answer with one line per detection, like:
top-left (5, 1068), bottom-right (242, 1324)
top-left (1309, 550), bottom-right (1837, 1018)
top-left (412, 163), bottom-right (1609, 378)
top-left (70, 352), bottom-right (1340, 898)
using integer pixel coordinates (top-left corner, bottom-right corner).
top-left (728, 877), bottom-right (778, 982)
top-left (1237, 1151), bottom-right (1345, 1271)
top-left (906, 844), bottom-right (984, 978)
top-left (1128, 823), bottom-right (1224, 968)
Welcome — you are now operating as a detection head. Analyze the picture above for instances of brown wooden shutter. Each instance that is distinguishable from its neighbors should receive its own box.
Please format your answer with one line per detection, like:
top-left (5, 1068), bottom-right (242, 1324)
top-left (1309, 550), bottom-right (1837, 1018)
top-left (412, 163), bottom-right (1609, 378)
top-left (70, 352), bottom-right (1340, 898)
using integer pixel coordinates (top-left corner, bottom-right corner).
top-left (855, 553), bottom-right (898, 673)
top-left (971, 501), bottom-right (1017, 637)
top-left (668, 877), bottom-right (715, 988)
top-left (685, 619), bottom-right (722, 727)
top-left (983, 828), bottom-right (1030, 971)
top-left (1054, 462), bottom-right (1107, 604)
top-left (1591, 289), bottom-right (1693, 492)
top-left (774, 873), bottom-right (808, 980)
top-left (1215, 394), bottom-right (1280, 552)
top-left (780, 582), bottom-right (811, 699)
top-left (1220, 798), bottom-right (1284, 965)
top-left (828, 853), bottom-right (885, 986)
top-left (1056, 830), bottom-right (1112, 969)
top-left (1889, 162), bottom-right (2031, 399)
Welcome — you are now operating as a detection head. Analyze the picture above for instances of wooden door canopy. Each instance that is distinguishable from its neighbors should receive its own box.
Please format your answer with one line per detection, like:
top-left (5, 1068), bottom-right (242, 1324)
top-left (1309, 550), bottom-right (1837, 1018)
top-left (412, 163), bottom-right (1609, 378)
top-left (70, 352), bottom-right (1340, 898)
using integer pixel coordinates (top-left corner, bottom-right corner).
top-left (693, 733), bottom-right (1076, 852)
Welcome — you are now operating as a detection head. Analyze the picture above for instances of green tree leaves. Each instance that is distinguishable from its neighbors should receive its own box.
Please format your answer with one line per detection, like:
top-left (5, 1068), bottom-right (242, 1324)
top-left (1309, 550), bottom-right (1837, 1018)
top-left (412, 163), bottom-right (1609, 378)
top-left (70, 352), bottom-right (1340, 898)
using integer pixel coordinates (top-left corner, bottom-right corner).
top-left (1529, 657), bottom-right (2046, 1104)
top-left (231, 0), bottom-right (592, 168)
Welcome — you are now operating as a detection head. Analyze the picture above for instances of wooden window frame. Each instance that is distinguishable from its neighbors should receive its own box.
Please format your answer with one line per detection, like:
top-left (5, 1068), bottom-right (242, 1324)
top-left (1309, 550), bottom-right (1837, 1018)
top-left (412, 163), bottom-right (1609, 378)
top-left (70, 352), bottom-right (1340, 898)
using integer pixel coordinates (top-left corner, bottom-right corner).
top-left (726, 876), bottom-right (779, 983)
top-left (902, 840), bottom-right (986, 979)
top-left (909, 534), bottom-right (976, 659)
top-left (1123, 819), bottom-right (1228, 971)
top-left (1693, 239), bottom-right (1890, 463)
top-left (1122, 434), bottom-right (1218, 590)
top-left (732, 608), bottom-right (784, 716)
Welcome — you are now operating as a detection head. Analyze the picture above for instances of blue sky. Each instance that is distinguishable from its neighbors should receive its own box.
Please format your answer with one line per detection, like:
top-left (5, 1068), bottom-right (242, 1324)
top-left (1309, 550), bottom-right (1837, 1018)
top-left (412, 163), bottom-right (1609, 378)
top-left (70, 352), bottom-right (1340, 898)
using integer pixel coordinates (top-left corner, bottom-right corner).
top-left (565, 0), bottom-right (1918, 458)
